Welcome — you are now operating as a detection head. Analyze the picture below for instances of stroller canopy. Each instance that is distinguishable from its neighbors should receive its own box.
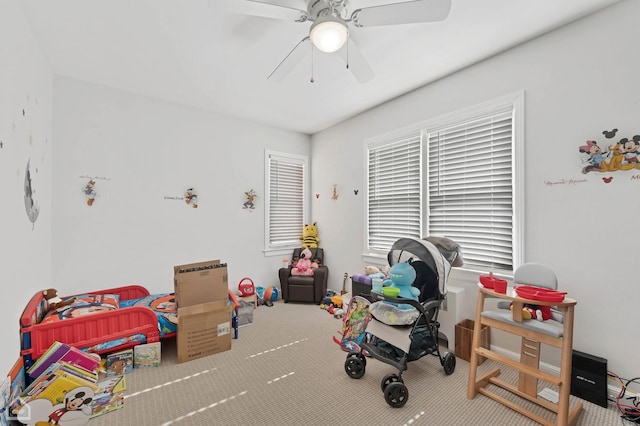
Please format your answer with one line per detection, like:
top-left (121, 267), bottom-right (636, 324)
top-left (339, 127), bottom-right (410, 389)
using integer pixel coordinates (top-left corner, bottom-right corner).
top-left (387, 237), bottom-right (463, 301)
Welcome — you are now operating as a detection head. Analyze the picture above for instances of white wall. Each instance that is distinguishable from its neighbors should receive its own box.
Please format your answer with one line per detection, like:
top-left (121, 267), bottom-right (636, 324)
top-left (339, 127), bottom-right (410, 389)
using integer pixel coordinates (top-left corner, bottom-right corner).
top-left (52, 77), bottom-right (310, 296)
top-left (0, 0), bottom-right (53, 374)
top-left (312, 0), bottom-right (639, 379)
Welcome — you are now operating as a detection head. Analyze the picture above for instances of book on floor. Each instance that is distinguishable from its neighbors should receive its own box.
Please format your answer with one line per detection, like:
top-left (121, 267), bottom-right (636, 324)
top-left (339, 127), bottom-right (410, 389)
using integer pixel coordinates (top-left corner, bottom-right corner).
top-left (90, 374), bottom-right (126, 418)
top-left (11, 362), bottom-right (97, 425)
top-left (134, 342), bottom-right (161, 368)
top-left (27, 341), bottom-right (100, 380)
top-left (106, 349), bottom-right (133, 376)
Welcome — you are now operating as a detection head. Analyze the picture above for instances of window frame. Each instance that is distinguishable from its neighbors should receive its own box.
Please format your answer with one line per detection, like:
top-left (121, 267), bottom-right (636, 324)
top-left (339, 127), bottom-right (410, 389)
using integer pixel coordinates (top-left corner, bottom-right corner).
top-left (264, 150), bottom-right (309, 255)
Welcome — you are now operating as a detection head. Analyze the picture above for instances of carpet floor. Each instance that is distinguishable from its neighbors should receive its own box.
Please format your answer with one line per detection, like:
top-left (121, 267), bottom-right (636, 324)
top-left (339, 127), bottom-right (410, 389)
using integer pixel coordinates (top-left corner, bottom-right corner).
top-left (88, 301), bottom-right (625, 426)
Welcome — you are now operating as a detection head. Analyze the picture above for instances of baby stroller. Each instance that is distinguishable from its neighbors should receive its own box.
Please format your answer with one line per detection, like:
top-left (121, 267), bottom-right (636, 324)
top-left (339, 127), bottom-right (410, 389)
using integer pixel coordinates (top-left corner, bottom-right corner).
top-left (343, 237), bottom-right (463, 407)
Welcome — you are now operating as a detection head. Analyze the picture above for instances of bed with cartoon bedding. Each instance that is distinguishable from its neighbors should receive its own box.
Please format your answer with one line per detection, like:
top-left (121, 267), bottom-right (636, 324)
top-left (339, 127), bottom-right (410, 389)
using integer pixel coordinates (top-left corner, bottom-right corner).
top-left (20, 285), bottom-right (239, 372)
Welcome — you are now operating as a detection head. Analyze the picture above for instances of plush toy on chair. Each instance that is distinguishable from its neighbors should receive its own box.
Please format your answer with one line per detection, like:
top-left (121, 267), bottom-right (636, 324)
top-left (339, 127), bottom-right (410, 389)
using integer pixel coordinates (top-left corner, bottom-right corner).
top-left (291, 247), bottom-right (314, 276)
top-left (511, 303), bottom-right (552, 321)
top-left (43, 288), bottom-right (75, 311)
top-left (300, 223), bottom-right (320, 249)
top-left (364, 265), bottom-right (385, 280)
top-left (384, 262), bottom-right (420, 310)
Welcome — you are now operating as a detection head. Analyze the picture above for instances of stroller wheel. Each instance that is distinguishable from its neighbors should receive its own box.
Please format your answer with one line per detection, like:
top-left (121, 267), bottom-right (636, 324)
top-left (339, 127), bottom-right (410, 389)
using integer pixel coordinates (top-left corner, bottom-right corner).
top-left (380, 373), bottom-right (402, 392)
top-left (345, 355), bottom-right (366, 379)
top-left (443, 352), bottom-right (456, 375)
top-left (384, 382), bottom-right (409, 408)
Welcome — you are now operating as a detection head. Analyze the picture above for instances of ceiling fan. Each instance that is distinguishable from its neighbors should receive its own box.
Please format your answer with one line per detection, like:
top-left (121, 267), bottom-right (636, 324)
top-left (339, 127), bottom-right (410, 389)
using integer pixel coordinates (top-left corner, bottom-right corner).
top-left (226, 0), bottom-right (452, 82)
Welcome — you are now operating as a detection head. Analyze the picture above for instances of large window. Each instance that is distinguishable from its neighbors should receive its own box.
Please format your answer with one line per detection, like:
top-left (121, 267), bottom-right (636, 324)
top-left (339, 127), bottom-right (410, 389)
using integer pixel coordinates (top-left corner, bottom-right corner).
top-left (265, 150), bottom-right (308, 251)
top-left (366, 92), bottom-right (524, 272)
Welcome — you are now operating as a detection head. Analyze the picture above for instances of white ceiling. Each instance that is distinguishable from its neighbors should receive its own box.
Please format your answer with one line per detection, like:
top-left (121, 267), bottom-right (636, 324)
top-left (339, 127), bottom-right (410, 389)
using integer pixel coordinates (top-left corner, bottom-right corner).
top-left (20, 0), bottom-right (620, 135)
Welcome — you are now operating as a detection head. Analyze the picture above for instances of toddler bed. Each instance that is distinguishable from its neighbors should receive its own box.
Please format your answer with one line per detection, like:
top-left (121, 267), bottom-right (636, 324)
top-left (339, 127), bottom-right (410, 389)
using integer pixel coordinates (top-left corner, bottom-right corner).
top-left (19, 285), bottom-right (239, 373)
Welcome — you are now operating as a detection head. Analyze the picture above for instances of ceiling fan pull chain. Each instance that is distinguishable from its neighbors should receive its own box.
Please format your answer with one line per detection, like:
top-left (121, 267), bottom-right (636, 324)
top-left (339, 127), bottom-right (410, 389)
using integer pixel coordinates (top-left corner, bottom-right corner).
top-left (310, 43), bottom-right (315, 83)
top-left (346, 36), bottom-right (350, 70)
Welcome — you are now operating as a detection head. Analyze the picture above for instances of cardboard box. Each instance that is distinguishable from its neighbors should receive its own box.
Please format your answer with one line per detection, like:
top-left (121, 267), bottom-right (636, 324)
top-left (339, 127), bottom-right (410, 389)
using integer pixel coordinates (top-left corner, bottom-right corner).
top-left (177, 300), bottom-right (233, 363)
top-left (174, 259), bottom-right (228, 308)
top-left (454, 319), bottom-right (490, 365)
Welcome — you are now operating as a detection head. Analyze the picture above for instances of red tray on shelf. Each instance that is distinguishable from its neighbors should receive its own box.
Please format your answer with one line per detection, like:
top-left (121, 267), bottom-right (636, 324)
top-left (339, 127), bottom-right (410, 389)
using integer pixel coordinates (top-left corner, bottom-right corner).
top-left (479, 274), bottom-right (507, 289)
top-left (514, 285), bottom-right (566, 302)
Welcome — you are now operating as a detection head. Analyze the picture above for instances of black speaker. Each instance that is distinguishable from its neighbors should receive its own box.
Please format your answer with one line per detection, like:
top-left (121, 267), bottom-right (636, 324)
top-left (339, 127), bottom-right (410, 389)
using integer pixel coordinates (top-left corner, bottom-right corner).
top-left (570, 349), bottom-right (608, 408)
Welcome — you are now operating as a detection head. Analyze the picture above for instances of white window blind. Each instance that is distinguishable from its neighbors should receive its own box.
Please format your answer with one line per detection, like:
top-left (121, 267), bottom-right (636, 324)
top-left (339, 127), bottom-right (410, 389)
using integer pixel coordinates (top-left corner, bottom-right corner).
top-left (426, 108), bottom-right (514, 271)
top-left (266, 152), bottom-right (306, 248)
top-left (367, 133), bottom-right (422, 252)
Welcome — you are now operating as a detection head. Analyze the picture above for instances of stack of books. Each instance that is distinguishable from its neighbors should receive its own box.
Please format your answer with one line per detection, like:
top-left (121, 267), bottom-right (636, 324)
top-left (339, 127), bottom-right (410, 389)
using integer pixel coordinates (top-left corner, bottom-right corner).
top-left (10, 341), bottom-right (99, 425)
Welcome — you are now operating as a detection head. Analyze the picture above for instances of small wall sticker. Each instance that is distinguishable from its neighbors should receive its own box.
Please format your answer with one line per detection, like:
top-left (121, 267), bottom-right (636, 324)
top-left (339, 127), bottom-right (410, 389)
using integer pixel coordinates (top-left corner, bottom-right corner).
top-left (185, 188), bottom-right (198, 208)
top-left (243, 189), bottom-right (257, 210)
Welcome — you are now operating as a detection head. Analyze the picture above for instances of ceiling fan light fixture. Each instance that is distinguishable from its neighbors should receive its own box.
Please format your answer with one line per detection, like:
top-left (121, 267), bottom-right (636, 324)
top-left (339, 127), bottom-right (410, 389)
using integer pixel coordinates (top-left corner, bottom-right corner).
top-left (309, 15), bottom-right (348, 53)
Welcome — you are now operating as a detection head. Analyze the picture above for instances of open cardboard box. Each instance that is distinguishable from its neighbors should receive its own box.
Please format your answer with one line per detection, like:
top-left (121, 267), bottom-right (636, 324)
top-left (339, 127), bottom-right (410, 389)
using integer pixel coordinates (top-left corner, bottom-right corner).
top-left (177, 300), bottom-right (233, 363)
top-left (174, 259), bottom-right (228, 308)
top-left (174, 259), bottom-right (233, 363)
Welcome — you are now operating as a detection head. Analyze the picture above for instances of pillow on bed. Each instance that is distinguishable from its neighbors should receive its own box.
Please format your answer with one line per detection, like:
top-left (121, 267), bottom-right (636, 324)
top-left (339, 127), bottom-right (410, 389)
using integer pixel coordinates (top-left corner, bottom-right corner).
top-left (40, 293), bottom-right (120, 324)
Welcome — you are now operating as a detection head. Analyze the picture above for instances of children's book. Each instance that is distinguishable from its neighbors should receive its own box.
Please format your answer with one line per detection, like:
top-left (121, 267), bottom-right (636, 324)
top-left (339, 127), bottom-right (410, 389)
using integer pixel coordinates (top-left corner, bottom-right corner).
top-left (90, 375), bottom-right (126, 418)
top-left (134, 342), bottom-right (161, 368)
top-left (333, 295), bottom-right (372, 354)
top-left (106, 349), bottom-right (133, 376)
top-left (27, 341), bottom-right (100, 380)
top-left (7, 357), bottom-right (26, 412)
top-left (12, 366), bottom-right (97, 425)
top-left (1, 376), bottom-right (10, 426)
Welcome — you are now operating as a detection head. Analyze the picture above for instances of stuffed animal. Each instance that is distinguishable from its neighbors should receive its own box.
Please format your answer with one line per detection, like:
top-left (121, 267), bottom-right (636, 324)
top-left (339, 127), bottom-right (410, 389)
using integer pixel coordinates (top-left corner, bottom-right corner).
top-left (384, 262), bottom-right (420, 310)
top-left (364, 265), bottom-right (385, 280)
top-left (291, 247), bottom-right (314, 276)
top-left (300, 223), bottom-right (320, 248)
top-left (511, 303), bottom-right (552, 321)
top-left (43, 288), bottom-right (75, 311)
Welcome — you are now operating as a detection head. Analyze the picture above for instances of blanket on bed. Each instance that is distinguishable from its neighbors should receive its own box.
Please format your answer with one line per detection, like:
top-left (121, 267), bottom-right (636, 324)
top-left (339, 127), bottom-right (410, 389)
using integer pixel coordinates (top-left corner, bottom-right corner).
top-left (40, 293), bottom-right (178, 337)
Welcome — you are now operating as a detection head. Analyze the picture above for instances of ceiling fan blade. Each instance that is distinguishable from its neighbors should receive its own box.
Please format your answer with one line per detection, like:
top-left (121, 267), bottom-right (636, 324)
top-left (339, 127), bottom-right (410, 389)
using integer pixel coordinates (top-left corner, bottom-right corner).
top-left (224, 0), bottom-right (308, 22)
top-left (268, 36), bottom-right (312, 81)
top-left (350, 0), bottom-right (452, 27)
top-left (337, 38), bottom-right (374, 83)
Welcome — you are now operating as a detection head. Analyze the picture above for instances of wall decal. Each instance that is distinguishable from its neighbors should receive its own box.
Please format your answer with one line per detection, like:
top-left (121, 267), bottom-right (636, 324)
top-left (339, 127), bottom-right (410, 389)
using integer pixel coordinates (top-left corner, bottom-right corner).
top-left (331, 184), bottom-right (338, 201)
top-left (83, 180), bottom-right (97, 206)
top-left (24, 159), bottom-right (40, 229)
top-left (315, 193), bottom-right (320, 199)
top-left (602, 177), bottom-right (613, 184)
top-left (579, 130), bottom-right (640, 174)
top-left (79, 175), bottom-right (110, 206)
top-left (354, 189), bottom-right (359, 195)
top-left (184, 188), bottom-right (198, 208)
top-left (243, 189), bottom-right (257, 210)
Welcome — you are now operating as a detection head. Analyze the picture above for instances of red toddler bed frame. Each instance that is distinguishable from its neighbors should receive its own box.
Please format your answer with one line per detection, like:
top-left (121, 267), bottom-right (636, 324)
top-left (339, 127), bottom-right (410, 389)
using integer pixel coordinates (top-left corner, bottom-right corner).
top-left (19, 285), bottom-right (240, 372)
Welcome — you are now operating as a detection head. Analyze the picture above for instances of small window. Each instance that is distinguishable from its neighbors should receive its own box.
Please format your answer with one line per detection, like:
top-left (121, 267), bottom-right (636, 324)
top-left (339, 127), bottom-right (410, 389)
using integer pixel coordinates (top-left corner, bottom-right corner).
top-left (265, 150), bottom-right (308, 251)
